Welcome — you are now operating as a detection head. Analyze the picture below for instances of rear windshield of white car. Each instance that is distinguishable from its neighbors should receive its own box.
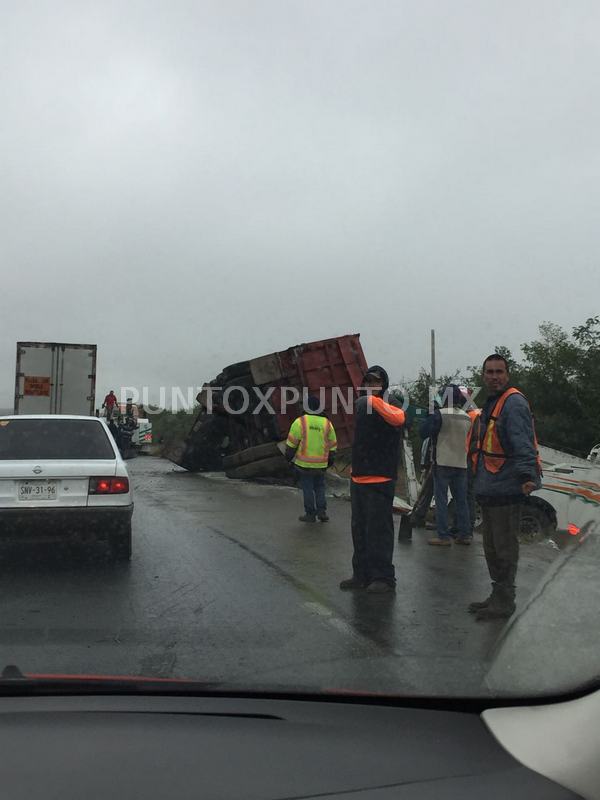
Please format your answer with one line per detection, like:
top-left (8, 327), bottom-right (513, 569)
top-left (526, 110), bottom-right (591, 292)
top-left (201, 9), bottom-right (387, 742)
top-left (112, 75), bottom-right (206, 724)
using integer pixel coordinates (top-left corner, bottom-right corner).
top-left (0, 419), bottom-right (116, 460)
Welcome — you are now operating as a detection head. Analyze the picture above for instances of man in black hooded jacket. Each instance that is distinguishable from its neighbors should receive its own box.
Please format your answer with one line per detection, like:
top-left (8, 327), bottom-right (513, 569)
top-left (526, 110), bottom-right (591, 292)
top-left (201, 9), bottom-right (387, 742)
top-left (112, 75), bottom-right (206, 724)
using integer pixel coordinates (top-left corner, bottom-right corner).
top-left (340, 366), bottom-right (406, 594)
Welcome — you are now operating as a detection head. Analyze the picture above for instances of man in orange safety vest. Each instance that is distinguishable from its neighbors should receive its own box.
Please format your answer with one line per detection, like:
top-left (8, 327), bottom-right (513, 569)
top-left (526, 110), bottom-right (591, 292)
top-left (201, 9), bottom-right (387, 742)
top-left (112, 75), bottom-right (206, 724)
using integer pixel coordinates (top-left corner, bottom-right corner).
top-left (467, 354), bottom-right (541, 621)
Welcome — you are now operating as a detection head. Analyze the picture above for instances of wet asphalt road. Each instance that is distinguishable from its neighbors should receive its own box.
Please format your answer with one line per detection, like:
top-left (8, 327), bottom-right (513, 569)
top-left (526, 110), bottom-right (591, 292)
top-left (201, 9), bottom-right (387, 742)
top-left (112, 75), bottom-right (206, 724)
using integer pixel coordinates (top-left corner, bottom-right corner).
top-left (0, 457), bottom-right (557, 696)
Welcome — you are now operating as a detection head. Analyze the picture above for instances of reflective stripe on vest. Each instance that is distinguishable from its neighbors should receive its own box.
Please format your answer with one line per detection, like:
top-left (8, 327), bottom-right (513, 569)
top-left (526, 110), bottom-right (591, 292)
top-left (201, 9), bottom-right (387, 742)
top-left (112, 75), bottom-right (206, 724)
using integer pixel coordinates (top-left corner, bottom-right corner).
top-left (470, 388), bottom-right (541, 475)
top-left (467, 408), bottom-right (481, 457)
top-left (295, 415), bottom-right (333, 467)
top-left (465, 408), bottom-right (482, 456)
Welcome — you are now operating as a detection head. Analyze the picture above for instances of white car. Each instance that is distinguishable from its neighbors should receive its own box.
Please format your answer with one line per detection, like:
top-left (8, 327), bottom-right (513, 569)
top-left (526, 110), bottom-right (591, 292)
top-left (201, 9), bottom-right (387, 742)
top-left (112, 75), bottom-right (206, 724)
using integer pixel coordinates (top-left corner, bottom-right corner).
top-left (0, 415), bottom-right (133, 560)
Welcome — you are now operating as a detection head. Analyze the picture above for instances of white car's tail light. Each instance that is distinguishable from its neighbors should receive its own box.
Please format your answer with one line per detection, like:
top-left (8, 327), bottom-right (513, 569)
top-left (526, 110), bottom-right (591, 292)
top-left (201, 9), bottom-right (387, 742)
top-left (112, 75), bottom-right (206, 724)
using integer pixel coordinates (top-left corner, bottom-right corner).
top-left (89, 477), bottom-right (130, 495)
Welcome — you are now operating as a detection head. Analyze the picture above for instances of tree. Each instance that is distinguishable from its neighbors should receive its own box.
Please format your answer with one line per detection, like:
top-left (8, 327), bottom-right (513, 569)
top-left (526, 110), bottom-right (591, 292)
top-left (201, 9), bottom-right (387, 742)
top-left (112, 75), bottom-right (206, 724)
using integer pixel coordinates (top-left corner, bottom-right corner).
top-left (150, 406), bottom-right (199, 451)
top-left (570, 316), bottom-right (600, 447)
top-left (573, 315), bottom-right (600, 349)
top-left (485, 321), bottom-right (599, 456)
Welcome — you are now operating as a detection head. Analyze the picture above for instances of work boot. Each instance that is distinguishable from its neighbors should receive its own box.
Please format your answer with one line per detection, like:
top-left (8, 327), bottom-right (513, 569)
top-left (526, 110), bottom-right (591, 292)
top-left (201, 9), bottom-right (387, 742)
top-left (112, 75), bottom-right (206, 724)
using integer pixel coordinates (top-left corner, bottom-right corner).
top-left (339, 577), bottom-right (366, 590)
top-left (317, 512), bottom-right (329, 522)
top-left (475, 588), bottom-right (515, 621)
top-left (468, 595), bottom-right (493, 614)
top-left (468, 582), bottom-right (501, 613)
top-left (475, 603), bottom-right (515, 621)
top-left (428, 537), bottom-right (452, 546)
top-left (299, 514), bottom-right (317, 523)
top-left (366, 580), bottom-right (396, 594)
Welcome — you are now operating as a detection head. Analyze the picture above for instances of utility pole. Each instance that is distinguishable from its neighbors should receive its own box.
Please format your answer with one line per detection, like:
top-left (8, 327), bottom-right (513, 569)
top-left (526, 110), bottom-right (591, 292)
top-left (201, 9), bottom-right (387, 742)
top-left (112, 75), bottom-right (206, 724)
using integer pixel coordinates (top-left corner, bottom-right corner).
top-left (430, 329), bottom-right (436, 412)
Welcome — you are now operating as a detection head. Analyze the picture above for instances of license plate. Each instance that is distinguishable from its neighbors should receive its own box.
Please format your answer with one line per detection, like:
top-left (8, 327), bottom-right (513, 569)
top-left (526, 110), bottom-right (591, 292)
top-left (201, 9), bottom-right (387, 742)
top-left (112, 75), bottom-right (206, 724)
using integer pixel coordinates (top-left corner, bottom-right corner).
top-left (18, 481), bottom-right (58, 501)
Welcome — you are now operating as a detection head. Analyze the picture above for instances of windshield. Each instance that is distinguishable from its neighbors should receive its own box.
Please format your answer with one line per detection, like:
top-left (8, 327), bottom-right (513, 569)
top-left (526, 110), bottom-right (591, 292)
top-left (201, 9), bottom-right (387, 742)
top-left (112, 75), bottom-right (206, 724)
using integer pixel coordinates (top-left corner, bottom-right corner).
top-left (0, 419), bottom-right (115, 460)
top-left (0, 1), bottom-right (599, 701)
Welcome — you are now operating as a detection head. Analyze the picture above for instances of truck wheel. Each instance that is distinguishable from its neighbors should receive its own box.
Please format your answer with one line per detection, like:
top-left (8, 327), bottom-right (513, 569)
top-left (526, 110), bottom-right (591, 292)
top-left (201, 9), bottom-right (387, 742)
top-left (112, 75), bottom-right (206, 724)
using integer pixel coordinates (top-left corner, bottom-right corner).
top-left (222, 373), bottom-right (254, 389)
top-left (222, 361), bottom-right (251, 381)
top-left (225, 455), bottom-right (290, 480)
top-left (519, 499), bottom-right (556, 544)
top-left (181, 415), bottom-right (229, 471)
top-left (223, 442), bottom-right (281, 470)
top-left (110, 522), bottom-right (132, 562)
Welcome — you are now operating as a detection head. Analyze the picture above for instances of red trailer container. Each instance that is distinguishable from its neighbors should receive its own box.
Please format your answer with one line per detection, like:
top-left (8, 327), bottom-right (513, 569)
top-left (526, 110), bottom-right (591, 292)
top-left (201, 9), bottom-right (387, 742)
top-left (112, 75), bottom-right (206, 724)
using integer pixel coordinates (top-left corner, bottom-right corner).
top-left (248, 334), bottom-right (368, 450)
top-left (169, 334), bottom-right (369, 474)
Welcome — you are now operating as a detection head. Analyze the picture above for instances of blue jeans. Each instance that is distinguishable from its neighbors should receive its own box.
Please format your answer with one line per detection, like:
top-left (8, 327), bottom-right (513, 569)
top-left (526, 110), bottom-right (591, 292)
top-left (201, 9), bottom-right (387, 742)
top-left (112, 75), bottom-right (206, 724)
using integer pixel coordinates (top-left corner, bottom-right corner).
top-left (297, 467), bottom-right (327, 516)
top-left (433, 466), bottom-right (470, 541)
top-left (451, 468), bottom-right (477, 535)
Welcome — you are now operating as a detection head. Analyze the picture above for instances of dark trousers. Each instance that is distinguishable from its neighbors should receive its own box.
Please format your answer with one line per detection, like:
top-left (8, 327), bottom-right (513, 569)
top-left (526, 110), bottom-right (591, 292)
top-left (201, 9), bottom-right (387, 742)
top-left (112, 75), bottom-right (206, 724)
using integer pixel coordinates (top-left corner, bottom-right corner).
top-left (433, 465), bottom-right (470, 541)
top-left (297, 467), bottom-right (327, 516)
top-left (351, 481), bottom-right (396, 585)
top-left (410, 466), bottom-right (434, 527)
top-left (481, 502), bottom-right (521, 599)
top-left (467, 468), bottom-right (476, 535)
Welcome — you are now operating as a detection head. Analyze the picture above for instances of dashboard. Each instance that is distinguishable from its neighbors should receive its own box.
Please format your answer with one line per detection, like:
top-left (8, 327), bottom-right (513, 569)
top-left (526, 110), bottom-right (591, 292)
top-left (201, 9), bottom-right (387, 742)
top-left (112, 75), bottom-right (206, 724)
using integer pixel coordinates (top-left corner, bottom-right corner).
top-left (0, 691), bottom-right (590, 799)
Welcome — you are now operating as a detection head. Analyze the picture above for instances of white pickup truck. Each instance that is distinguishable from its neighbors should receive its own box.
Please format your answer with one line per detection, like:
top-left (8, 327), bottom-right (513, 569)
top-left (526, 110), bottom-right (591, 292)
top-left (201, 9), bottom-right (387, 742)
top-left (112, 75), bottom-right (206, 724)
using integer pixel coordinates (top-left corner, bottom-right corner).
top-left (429, 444), bottom-right (600, 545)
top-left (513, 445), bottom-right (600, 544)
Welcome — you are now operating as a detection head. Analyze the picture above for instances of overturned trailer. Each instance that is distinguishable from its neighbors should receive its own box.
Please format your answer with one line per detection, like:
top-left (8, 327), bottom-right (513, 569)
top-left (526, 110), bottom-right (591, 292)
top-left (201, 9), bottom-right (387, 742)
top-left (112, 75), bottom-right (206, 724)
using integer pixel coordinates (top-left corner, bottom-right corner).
top-left (167, 334), bottom-right (369, 478)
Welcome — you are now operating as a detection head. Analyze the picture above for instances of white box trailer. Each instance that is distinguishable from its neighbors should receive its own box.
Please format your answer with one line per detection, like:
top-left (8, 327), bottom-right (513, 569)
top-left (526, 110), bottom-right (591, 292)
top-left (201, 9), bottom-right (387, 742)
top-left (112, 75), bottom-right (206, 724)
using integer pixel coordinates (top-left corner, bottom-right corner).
top-left (14, 342), bottom-right (97, 416)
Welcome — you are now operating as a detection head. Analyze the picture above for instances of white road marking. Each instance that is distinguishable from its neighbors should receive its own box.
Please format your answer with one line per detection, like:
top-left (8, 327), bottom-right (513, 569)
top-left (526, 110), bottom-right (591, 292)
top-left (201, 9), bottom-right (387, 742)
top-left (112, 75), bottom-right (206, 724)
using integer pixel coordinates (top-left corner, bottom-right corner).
top-left (303, 601), bottom-right (359, 639)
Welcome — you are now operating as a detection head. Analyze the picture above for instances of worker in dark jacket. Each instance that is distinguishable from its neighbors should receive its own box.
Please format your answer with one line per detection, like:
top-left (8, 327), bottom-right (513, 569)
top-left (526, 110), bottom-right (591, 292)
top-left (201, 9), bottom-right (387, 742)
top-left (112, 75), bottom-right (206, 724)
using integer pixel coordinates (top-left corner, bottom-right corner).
top-left (340, 366), bottom-right (406, 594)
top-left (468, 354), bottom-right (541, 621)
top-left (107, 418), bottom-right (122, 450)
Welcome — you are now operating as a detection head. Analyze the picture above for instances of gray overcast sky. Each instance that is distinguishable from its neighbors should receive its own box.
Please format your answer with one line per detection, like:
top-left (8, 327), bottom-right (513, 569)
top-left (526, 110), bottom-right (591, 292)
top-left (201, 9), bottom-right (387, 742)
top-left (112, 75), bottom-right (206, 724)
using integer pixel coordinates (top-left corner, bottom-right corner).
top-left (2, 0), bottom-right (599, 408)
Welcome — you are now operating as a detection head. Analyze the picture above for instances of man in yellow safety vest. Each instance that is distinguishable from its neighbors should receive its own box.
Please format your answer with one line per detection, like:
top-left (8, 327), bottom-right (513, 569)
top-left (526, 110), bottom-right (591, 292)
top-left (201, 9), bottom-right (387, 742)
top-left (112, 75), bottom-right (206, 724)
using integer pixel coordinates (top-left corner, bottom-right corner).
top-left (285, 395), bottom-right (337, 523)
